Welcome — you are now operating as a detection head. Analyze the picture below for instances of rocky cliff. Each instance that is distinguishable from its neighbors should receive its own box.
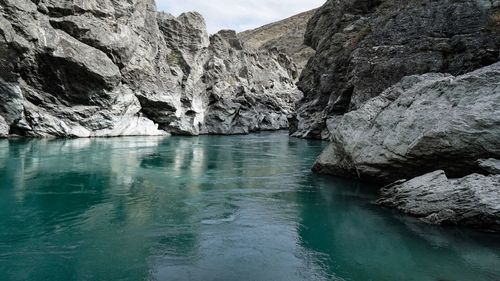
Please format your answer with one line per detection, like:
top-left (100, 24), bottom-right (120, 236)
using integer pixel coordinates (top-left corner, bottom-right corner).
top-left (0, 0), bottom-right (300, 138)
top-left (238, 9), bottom-right (317, 72)
top-left (292, 0), bottom-right (500, 139)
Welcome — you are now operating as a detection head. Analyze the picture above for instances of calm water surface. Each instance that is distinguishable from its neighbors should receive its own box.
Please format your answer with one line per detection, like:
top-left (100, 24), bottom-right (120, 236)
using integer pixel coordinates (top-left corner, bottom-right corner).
top-left (0, 132), bottom-right (499, 281)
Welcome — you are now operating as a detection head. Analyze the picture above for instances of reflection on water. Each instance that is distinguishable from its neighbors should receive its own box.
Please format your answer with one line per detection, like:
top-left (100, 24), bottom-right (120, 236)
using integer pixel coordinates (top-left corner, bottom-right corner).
top-left (0, 132), bottom-right (499, 281)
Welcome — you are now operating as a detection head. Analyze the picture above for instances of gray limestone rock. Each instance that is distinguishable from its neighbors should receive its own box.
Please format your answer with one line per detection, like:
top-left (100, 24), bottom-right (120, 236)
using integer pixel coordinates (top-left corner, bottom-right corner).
top-left (377, 170), bottom-right (500, 232)
top-left (293, 0), bottom-right (500, 139)
top-left (313, 62), bottom-right (500, 183)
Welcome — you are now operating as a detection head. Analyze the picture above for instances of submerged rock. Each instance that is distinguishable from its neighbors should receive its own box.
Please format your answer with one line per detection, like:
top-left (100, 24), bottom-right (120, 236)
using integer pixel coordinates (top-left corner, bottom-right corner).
top-left (0, 0), bottom-right (299, 137)
top-left (377, 170), bottom-right (500, 232)
top-left (313, 62), bottom-right (500, 183)
top-left (293, 0), bottom-right (500, 139)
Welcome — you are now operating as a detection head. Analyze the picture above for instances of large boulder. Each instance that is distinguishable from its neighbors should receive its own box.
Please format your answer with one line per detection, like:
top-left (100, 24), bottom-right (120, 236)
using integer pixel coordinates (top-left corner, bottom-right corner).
top-left (313, 62), bottom-right (500, 183)
top-left (0, 0), bottom-right (299, 137)
top-left (377, 170), bottom-right (500, 232)
top-left (293, 0), bottom-right (500, 139)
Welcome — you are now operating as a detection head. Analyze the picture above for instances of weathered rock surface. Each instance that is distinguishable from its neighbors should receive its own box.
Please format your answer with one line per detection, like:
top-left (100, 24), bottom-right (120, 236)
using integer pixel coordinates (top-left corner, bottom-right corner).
top-left (239, 9), bottom-right (317, 72)
top-left (0, 115), bottom-right (8, 137)
top-left (313, 62), bottom-right (500, 183)
top-left (0, 0), bottom-right (299, 137)
top-left (479, 158), bottom-right (500, 175)
top-left (293, 0), bottom-right (500, 139)
top-left (377, 170), bottom-right (500, 232)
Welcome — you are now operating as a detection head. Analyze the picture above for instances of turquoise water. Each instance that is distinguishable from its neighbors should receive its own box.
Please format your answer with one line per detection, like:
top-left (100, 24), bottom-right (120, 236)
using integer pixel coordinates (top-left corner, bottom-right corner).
top-left (0, 132), bottom-right (499, 281)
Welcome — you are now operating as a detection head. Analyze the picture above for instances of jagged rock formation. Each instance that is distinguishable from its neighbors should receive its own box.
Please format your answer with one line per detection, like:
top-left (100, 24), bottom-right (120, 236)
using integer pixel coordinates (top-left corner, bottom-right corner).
top-left (377, 171), bottom-right (500, 232)
top-left (239, 9), bottom-right (317, 72)
top-left (313, 62), bottom-right (500, 183)
top-left (292, 0), bottom-right (500, 139)
top-left (0, 0), bottom-right (299, 137)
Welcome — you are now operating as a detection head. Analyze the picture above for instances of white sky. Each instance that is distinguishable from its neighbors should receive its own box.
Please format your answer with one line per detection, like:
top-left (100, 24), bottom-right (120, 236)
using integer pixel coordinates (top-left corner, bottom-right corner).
top-left (155, 0), bottom-right (326, 34)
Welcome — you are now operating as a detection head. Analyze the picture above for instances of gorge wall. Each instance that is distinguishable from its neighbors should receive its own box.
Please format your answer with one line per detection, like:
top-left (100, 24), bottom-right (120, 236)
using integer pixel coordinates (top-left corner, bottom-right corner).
top-left (292, 0), bottom-right (500, 139)
top-left (0, 0), bottom-right (300, 137)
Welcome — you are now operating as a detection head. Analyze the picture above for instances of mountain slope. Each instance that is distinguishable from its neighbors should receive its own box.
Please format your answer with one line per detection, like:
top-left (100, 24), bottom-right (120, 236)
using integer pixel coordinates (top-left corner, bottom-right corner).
top-left (239, 9), bottom-right (317, 72)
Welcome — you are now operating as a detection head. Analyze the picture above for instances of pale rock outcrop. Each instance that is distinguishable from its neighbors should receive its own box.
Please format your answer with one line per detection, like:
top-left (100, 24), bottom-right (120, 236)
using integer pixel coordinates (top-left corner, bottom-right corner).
top-left (377, 170), bottom-right (500, 232)
top-left (313, 62), bottom-right (500, 183)
top-left (195, 30), bottom-right (300, 135)
top-left (0, 0), bottom-right (299, 137)
top-left (293, 0), bottom-right (500, 139)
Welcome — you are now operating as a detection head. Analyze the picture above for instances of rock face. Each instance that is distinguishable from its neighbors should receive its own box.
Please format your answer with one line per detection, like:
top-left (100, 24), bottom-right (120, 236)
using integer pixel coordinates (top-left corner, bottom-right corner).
top-left (313, 62), bottom-right (500, 183)
top-left (239, 9), bottom-right (317, 72)
top-left (293, 0), bottom-right (500, 139)
top-left (0, 0), bottom-right (299, 137)
top-left (191, 30), bottom-right (301, 135)
top-left (377, 170), bottom-right (500, 232)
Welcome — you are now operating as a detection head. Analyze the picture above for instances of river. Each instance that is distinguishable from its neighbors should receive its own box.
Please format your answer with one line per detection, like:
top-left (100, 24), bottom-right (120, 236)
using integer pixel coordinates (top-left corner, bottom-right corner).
top-left (0, 132), bottom-right (499, 280)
